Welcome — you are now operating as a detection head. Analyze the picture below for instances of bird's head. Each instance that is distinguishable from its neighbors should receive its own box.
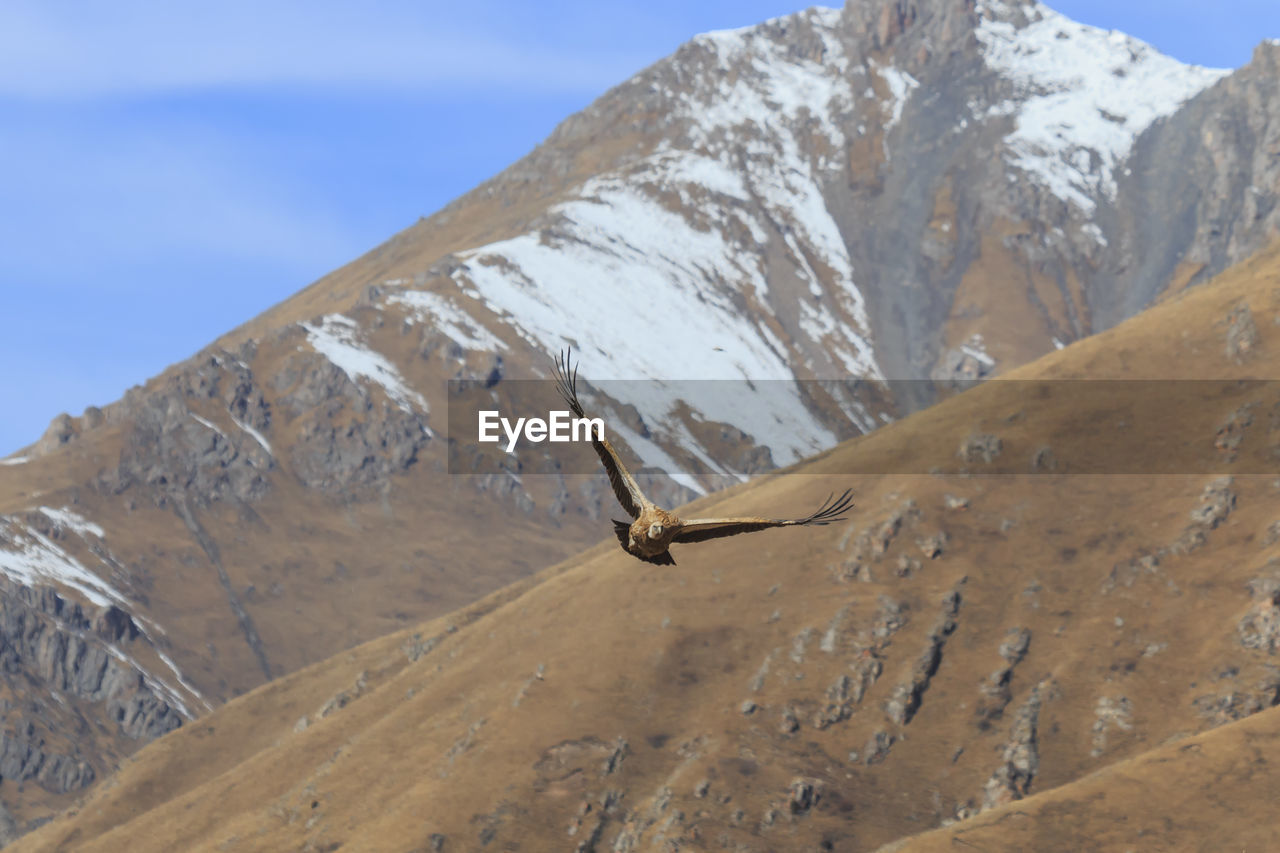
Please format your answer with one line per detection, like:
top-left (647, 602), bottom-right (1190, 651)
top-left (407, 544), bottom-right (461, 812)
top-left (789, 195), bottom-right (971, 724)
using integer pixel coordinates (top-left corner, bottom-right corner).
top-left (647, 522), bottom-right (664, 540)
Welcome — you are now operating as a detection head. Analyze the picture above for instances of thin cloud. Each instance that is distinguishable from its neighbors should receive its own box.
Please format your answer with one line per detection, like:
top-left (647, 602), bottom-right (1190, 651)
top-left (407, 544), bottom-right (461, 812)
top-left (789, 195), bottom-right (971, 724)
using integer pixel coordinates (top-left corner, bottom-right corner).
top-left (0, 0), bottom-right (647, 99)
top-left (0, 120), bottom-right (366, 281)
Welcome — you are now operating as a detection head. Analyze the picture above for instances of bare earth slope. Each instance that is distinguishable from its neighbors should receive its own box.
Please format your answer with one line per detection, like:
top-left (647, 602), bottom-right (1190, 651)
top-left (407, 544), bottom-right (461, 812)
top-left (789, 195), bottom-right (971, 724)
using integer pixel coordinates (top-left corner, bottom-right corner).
top-left (14, 243), bottom-right (1280, 851)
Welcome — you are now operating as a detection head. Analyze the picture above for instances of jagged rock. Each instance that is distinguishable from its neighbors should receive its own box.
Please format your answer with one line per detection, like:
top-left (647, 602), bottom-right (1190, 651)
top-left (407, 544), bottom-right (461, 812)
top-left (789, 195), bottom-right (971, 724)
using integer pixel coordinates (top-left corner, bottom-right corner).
top-left (830, 559), bottom-right (871, 583)
top-left (748, 650), bottom-right (775, 692)
top-left (932, 347), bottom-right (993, 385)
top-left (292, 400), bottom-right (428, 493)
top-left (981, 683), bottom-right (1045, 811)
top-left (99, 394), bottom-right (267, 506)
top-left (93, 605), bottom-right (140, 644)
top-left (1168, 526), bottom-right (1208, 556)
top-left (779, 706), bottom-right (800, 735)
top-left (1215, 407), bottom-right (1253, 460)
top-left (863, 730), bottom-right (895, 765)
top-left (0, 800), bottom-right (18, 846)
top-left (1225, 303), bottom-right (1258, 362)
top-left (813, 674), bottom-right (854, 729)
top-left (850, 649), bottom-right (884, 704)
top-left (1239, 592), bottom-right (1280, 652)
top-left (0, 583), bottom-right (180, 741)
top-left (869, 500), bottom-right (921, 555)
top-left (958, 434), bottom-right (1002, 464)
top-left (601, 737), bottom-right (629, 776)
top-left (1193, 669), bottom-right (1280, 726)
top-left (1090, 695), bottom-right (1134, 757)
top-left (820, 605), bottom-right (851, 653)
top-left (872, 596), bottom-right (907, 639)
top-left (403, 633), bottom-right (438, 662)
top-left (317, 671), bottom-right (368, 719)
top-left (999, 628), bottom-right (1032, 664)
top-left (788, 778), bottom-right (819, 815)
top-left (1030, 446), bottom-right (1057, 472)
top-left (1190, 477), bottom-right (1236, 529)
top-left (32, 413), bottom-right (76, 457)
top-left (978, 630), bottom-right (1030, 729)
top-left (886, 585), bottom-right (963, 726)
top-left (1263, 521), bottom-right (1280, 546)
top-left (0, 721), bottom-right (95, 794)
top-left (109, 691), bottom-right (183, 740)
top-left (917, 531), bottom-right (948, 559)
top-left (790, 627), bottom-right (814, 664)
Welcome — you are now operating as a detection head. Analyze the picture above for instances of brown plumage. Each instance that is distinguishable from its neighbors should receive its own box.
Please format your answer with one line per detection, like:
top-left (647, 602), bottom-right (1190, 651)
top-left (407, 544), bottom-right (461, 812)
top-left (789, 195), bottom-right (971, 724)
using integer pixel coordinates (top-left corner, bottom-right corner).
top-left (554, 349), bottom-right (853, 566)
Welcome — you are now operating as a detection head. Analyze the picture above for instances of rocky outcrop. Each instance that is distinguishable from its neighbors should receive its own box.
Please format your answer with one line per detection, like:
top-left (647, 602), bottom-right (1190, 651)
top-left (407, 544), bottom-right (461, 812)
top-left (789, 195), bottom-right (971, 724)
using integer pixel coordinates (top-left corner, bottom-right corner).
top-left (0, 582), bottom-right (181, 743)
top-left (885, 582), bottom-right (964, 726)
top-left (0, 722), bottom-right (94, 794)
top-left (977, 628), bottom-right (1031, 729)
top-left (272, 347), bottom-right (429, 493)
top-left (981, 681), bottom-right (1047, 811)
top-left (1104, 43), bottom-right (1280, 325)
top-left (95, 347), bottom-right (273, 507)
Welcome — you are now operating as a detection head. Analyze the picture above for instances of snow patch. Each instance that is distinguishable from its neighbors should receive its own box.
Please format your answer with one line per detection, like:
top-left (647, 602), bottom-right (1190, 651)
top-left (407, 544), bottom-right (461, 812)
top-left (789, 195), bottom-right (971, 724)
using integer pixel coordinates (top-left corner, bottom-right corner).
top-left (0, 512), bottom-right (202, 718)
top-left (0, 515), bottom-right (126, 607)
top-left (608, 421), bottom-right (706, 496)
top-left (975, 1), bottom-right (1228, 212)
top-left (871, 60), bottom-right (919, 130)
top-left (960, 334), bottom-right (996, 367)
top-left (1080, 222), bottom-right (1108, 246)
top-left (151, 647), bottom-right (209, 715)
top-left (434, 5), bottom-right (886, 476)
top-left (454, 179), bottom-right (843, 466)
top-left (231, 417), bottom-right (272, 455)
top-left (301, 314), bottom-right (428, 413)
top-left (37, 507), bottom-right (105, 539)
top-left (189, 413), bottom-right (226, 437)
top-left (0, 456), bottom-right (28, 467)
top-left (387, 290), bottom-right (507, 352)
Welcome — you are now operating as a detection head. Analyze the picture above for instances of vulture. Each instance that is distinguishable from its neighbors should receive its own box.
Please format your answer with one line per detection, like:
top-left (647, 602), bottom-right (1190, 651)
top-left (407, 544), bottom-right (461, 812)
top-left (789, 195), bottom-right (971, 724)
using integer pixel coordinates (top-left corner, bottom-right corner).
top-left (554, 350), bottom-right (853, 565)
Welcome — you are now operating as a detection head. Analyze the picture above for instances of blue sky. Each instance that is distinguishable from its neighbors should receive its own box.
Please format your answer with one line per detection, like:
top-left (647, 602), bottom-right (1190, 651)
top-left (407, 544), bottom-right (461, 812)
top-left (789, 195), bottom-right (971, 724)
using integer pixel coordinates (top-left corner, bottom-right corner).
top-left (2, 1), bottom-right (1278, 456)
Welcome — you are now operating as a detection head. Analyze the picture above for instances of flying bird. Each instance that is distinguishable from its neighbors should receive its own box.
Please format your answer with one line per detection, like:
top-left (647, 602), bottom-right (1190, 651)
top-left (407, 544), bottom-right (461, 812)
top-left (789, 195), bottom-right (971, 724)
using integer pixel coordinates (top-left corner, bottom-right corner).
top-left (554, 349), bottom-right (853, 565)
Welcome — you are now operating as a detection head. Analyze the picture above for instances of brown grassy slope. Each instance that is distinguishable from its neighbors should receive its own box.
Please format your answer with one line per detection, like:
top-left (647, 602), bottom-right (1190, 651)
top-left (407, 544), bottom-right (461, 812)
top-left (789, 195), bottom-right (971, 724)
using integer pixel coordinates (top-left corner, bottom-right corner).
top-left (876, 701), bottom-right (1280, 853)
top-left (13, 242), bottom-right (1280, 852)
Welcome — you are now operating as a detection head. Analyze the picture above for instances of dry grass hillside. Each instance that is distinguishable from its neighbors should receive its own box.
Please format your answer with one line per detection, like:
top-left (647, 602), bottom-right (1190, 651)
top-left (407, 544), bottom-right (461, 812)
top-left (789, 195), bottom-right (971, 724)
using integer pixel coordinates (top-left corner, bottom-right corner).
top-left (14, 243), bottom-right (1280, 851)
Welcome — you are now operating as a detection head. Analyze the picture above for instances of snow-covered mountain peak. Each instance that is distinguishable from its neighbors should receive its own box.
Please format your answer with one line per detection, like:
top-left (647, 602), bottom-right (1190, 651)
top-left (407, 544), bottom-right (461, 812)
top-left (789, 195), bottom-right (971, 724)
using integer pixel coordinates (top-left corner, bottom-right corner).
top-left (975, 0), bottom-right (1229, 212)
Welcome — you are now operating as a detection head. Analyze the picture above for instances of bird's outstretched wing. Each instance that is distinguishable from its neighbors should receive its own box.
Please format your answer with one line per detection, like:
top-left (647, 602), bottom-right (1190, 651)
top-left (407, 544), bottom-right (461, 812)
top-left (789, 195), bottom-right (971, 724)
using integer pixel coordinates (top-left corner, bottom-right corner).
top-left (672, 489), bottom-right (854, 544)
top-left (555, 349), bottom-right (649, 519)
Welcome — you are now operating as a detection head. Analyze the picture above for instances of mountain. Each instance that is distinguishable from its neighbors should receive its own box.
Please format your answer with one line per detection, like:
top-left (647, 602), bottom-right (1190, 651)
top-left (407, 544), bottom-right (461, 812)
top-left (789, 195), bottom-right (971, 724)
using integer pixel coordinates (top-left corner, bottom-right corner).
top-left (13, 236), bottom-right (1280, 852)
top-left (2, 0), bottom-right (1280, 839)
